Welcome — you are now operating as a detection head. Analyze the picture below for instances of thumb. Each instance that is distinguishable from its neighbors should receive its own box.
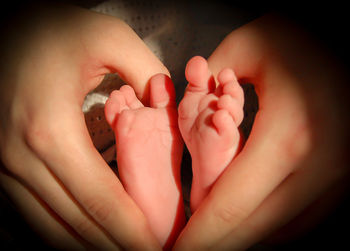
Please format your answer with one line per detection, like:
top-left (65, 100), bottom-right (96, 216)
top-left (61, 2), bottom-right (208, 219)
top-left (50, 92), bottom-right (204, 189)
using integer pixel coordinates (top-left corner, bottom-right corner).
top-left (96, 19), bottom-right (170, 104)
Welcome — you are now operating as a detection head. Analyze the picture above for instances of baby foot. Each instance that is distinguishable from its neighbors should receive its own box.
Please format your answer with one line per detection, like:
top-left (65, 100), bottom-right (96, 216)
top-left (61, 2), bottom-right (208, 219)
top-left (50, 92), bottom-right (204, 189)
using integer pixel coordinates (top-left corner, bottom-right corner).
top-left (104, 74), bottom-right (185, 249)
top-left (178, 56), bottom-right (244, 212)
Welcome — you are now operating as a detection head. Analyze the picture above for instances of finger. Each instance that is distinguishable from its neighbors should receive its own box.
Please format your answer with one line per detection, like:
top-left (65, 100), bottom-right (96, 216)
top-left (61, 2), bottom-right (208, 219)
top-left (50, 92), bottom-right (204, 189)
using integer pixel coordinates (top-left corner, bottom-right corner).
top-left (174, 92), bottom-right (312, 251)
top-left (2, 146), bottom-right (121, 250)
top-left (149, 73), bottom-right (176, 108)
top-left (0, 171), bottom-right (85, 250)
top-left (215, 157), bottom-right (347, 250)
top-left (175, 14), bottom-right (346, 251)
top-left (25, 110), bottom-right (161, 250)
top-left (174, 126), bottom-right (291, 250)
top-left (97, 20), bottom-right (170, 104)
top-left (207, 21), bottom-right (267, 86)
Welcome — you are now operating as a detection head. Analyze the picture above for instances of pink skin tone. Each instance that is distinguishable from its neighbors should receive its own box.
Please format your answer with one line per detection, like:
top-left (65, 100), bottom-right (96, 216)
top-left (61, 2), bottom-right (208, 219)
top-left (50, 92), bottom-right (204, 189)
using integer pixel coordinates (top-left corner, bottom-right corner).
top-left (178, 56), bottom-right (244, 212)
top-left (104, 56), bottom-right (244, 248)
top-left (104, 74), bottom-right (185, 250)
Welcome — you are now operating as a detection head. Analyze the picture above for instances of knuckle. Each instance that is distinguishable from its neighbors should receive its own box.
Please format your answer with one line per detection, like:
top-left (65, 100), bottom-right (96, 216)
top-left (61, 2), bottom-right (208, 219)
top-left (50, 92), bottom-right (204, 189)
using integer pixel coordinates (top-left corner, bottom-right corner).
top-left (243, 220), bottom-right (264, 240)
top-left (85, 197), bottom-right (113, 224)
top-left (24, 122), bottom-right (54, 153)
top-left (0, 149), bottom-right (16, 175)
top-left (0, 135), bottom-right (24, 177)
top-left (0, 142), bottom-right (12, 168)
top-left (104, 18), bottom-right (132, 40)
top-left (278, 121), bottom-right (312, 168)
top-left (214, 203), bottom-right (249, 226)
top-left (73, 217), bottom-right (95, 237)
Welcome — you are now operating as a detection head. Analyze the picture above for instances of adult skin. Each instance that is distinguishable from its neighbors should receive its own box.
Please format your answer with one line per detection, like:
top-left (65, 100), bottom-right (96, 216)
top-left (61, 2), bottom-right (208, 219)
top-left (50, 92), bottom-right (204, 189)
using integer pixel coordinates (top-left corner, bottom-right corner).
top-left (174, 13), bottom-right (350, 250)
top-left (0, 3), bottom-right (169, 250)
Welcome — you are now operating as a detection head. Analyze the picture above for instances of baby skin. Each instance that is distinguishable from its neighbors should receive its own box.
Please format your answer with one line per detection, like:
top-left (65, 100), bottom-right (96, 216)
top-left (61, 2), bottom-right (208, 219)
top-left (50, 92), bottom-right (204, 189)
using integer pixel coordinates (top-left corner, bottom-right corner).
top-left (104, 74), bottom-right (185, 250)
top-left (178, 56), bottom-right (245, 212)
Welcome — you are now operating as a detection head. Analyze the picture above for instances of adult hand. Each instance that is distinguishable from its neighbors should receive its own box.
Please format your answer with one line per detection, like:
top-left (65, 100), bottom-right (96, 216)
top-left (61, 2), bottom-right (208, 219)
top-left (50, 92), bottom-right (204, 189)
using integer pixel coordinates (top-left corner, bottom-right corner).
top-left (0, 3), bottom-right (169, 250)
top-left (174, 14), bottom-right (350, 250)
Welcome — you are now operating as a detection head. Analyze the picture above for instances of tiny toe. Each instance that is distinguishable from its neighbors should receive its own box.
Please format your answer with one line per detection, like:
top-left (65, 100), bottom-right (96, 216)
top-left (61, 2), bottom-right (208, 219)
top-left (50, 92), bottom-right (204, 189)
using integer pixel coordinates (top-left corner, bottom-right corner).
top-left (198, 94), bottom-right (218, 114)
top-left (104, 98), bottom-right (117, 127)
top-left (120, 85), bottom-right (143, 109)
top-left (185, 56), bottom-right (215, 94)
top-left (217, 68), bottom-right (236, 84)
top-left (217, 95), bottom-right (244, 126)
top-left (215, 68), bottom-right (236, 97)
top-left (104, 91), bottom-right (126, 127)
top-left (222, 81), bottom-right (244, 108)
top-left (217, 68), bottom-right (244, 107)
top-left (212, 109), bottom-right (235, 135)
top-left (149, 73), bottom-right (176, 108)
top-left (110, 90), bottom-right (127, 108)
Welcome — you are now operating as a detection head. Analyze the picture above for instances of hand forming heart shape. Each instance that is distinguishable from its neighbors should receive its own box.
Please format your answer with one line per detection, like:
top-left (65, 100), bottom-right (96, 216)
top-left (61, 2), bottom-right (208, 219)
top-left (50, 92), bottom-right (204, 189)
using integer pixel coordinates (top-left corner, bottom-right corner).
top-left (0, 2), bottom-right (349, 251)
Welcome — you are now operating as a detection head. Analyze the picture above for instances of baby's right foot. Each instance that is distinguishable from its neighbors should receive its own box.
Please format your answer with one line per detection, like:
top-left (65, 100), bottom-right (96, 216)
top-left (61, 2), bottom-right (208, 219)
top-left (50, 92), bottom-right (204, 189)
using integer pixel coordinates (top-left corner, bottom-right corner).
top-left (178, 56), bottom-right (244, 212)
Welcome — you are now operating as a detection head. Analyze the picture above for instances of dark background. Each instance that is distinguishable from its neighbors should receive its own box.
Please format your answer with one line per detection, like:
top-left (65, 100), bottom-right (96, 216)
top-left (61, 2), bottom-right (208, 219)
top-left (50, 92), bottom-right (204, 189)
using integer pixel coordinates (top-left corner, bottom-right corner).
top-left (1, 0), bottom-right (349, 250)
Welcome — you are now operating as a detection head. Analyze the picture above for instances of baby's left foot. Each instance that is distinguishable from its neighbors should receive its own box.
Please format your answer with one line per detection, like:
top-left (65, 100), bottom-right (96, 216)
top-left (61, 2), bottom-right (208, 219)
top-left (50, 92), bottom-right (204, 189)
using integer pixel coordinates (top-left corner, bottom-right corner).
top-left (104, 74), bottom-right (185, 249)
top-left (178, 56), bottom-right (245, 212)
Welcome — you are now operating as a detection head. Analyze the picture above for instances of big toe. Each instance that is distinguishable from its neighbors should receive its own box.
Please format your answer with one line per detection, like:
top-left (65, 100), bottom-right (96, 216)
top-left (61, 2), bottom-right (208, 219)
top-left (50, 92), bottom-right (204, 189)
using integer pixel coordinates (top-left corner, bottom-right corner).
top-left (149, 73), bottom-right (176, 108)
top-left (185, 56), bottom-right (215, 94)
